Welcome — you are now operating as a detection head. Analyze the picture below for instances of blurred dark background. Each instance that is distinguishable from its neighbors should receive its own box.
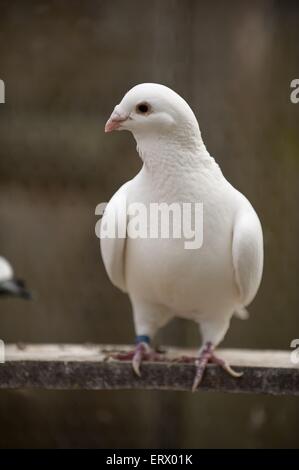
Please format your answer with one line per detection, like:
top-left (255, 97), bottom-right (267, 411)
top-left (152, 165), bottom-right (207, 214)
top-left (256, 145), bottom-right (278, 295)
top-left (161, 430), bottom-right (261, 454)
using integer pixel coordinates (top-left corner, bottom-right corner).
top-left (0, 0), bottom-right (299, 448)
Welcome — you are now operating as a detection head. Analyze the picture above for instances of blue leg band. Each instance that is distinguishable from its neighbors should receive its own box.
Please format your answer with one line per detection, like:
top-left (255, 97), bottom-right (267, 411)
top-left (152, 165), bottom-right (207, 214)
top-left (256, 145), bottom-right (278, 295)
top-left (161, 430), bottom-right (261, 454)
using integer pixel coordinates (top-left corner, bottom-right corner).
top-left (136, 335), bottom-right (150, 344)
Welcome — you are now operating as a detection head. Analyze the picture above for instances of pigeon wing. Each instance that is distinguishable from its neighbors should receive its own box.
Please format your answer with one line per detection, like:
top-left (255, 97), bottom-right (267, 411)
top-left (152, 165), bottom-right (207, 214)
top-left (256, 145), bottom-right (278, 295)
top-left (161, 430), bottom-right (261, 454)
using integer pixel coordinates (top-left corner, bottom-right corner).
top-left (100, 181), bottom-right (131, 293)
top-left (232, 207), bottom-right (264, 307)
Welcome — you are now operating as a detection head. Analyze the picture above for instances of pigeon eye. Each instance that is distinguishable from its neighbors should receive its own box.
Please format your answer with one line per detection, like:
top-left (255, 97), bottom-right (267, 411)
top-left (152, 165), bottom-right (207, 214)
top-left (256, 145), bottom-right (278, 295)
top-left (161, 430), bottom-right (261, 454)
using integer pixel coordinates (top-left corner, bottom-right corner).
top-left (136, 102), bottom-right (150, 114)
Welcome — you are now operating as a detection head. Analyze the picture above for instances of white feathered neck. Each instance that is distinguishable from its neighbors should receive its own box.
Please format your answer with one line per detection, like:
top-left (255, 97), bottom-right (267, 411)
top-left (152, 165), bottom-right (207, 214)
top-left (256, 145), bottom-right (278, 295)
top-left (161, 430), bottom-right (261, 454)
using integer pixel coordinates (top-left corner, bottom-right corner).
top-left (134, 117), bottom-right (213, 179)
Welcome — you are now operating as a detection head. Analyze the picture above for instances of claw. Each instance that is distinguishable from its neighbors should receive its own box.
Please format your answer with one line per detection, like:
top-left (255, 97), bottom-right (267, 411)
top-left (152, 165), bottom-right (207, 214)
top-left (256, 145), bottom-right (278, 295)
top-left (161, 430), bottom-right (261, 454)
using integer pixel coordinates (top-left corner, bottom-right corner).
top-left (131, 342), bottom-right (168, 376)
top-left (224, 364), bottom-right (243, 378)
top-left (192, 348), bottom-right (210, 392)
top-left (191, 342), bottom-right (243, 392)
top-left (111, 342), bottom-right (166, 378)
top-left (192, 358), bottom-right (208, 392)
top-left (132, 347), bottom-right (144, 377)
top-left (212, 356), bottom-right (243, 378)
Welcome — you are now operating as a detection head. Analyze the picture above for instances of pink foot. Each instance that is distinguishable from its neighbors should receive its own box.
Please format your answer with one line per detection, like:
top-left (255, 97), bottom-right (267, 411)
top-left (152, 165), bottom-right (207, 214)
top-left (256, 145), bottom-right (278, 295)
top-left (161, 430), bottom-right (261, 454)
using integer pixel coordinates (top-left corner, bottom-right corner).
top-left (113, 343), bottom-right (166, 377)
top-left (191, 342), bottom-right (243, 392)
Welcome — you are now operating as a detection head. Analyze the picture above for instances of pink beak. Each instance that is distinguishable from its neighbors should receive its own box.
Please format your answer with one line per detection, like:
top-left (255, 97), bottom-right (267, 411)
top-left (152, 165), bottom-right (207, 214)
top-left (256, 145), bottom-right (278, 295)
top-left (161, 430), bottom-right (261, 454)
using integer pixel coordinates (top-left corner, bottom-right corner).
top-left (105, 108), bottom-right (128, 133)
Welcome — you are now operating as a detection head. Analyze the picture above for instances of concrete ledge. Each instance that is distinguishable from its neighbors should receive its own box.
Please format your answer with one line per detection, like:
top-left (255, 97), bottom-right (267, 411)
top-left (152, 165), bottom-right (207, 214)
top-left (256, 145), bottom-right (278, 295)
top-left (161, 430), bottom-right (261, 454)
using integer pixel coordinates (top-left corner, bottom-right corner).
top-left (0, 344), bottom-right (298, 395)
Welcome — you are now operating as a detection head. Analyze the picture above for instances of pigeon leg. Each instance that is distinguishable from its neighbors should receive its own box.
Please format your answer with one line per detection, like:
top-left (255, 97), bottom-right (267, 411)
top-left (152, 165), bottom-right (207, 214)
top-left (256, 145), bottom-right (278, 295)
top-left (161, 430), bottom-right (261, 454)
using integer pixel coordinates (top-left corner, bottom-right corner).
top-left (192, 341), bottom-right (243, 392)
top-left (112, 336), bottom-right (166, 377)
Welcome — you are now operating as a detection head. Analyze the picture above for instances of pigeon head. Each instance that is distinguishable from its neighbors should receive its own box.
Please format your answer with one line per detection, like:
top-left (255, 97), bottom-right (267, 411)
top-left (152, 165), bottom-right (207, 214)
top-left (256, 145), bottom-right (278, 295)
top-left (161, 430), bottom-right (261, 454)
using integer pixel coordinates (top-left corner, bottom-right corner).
top-left (105, 83), bottom-right (203, 160)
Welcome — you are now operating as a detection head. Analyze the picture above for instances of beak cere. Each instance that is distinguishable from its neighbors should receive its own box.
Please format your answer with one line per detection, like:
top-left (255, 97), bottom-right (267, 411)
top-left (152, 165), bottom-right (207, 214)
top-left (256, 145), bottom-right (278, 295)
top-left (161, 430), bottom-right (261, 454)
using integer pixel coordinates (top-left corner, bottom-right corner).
top-left (105, 109), bottom-right (128, 133)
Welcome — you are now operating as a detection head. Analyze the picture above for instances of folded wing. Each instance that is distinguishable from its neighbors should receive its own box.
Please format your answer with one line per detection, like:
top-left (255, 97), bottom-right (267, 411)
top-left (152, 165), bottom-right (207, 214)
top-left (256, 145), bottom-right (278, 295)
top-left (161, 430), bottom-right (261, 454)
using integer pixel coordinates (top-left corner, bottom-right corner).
top-left (100, 181), bottom-right (131, 293)
top-left (232, 207), bottom-right (264, 307)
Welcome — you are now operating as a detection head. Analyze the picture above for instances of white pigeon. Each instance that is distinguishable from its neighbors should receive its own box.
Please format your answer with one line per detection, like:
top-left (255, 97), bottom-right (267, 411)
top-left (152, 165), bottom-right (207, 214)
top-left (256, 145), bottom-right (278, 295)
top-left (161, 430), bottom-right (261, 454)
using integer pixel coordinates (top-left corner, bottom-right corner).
top-left (0, 256), bottom-right (32, 299)
top-left (101, 83), bottom-right (263, 390)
